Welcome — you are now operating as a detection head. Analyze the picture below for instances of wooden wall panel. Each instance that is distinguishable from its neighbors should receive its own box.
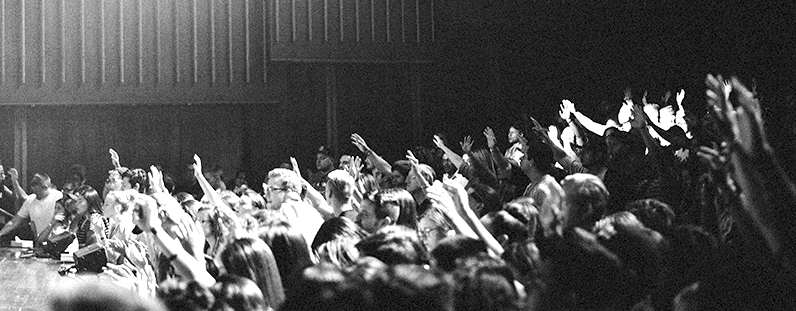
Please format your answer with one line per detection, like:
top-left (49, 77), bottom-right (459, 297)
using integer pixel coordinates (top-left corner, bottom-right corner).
top-left (0, 0), bottom-right (272, 105)
top-left (270, 0), bottom-right (435, 62)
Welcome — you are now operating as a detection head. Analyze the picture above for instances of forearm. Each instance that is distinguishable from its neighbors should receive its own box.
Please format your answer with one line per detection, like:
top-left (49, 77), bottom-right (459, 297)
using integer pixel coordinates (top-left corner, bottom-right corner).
top-left (366, 151), bottom-right (392, 175)
top-left (439, 145), bottom-right (464, 169)
top-left (11, 180), bottom-right (26, 199)
top-left (0, 216), bottom-right (22, 237)
top-left (301, 181), bottom-right (334, 219)
top-left (572, 111), bottom-right (608, 136)
top-left (148, 228), bottom-right (215, 287)
top-left (457, 199), bottom-right (504, 256)
top-left (568, 119), bottom-right (586, 146)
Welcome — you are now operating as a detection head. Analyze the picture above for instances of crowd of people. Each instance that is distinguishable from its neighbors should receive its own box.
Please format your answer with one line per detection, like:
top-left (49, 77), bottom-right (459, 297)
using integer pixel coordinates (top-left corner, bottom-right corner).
top-left (0, 74), bottom-right (794, 310)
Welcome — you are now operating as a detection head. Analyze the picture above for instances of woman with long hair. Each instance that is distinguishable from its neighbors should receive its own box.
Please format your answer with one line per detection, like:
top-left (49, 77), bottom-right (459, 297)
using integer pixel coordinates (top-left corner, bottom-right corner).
top-left (219, 237), bottom-right (285, 310)
top-left (73, 185), bottom-right (109, 248)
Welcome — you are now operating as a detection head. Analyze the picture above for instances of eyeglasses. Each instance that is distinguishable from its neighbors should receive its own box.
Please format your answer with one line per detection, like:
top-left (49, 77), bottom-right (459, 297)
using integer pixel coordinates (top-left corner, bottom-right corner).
top-left (418, 227), bottom-right (443, 240)
top-left (266, 186), bottom-right (289, 193)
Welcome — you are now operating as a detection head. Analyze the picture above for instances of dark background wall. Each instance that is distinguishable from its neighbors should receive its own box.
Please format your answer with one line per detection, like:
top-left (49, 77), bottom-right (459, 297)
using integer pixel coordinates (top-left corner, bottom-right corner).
top-left (2, 0), bottom-right (795, 191)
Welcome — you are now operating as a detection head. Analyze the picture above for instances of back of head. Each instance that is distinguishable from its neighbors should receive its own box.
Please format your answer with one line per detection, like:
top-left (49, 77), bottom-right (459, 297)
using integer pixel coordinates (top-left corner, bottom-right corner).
top-left (503, 197), bottom-right (539, 239)
top-left (49, 282), bottom-right (165, 311)
top-left (315, 237), bottom-right (362, 268)
top-left (373, 264), bottom-right (454, 311)
top-left (626, 199), bottom-right (676, 235)
top-left (452, 254), bottom-right (523, 311)
top-left (374, 188), bottom-right (417, 230)
top-left (129, 168), bottom-right (150, 194)
top-left (219, 237), bottom-right (285, 309)
top-left (356, 225), bottom-right (427, 265)
top-left (560, 173), bottom-right (609, 230)
top-left (157, 279), bottom-right (214, 311)
top-left (211, 274), bottom-right (267, 311)
top-left (326, 169), bottom-right (355, 202)
top-left (257, 222), bottom-right (314, 295)
top-left (481, 210), bottom-right (530, 245)
top-left (312, 216), bottom-right (367, 250)
top-left (467, 182), bottom-right (501, 217)
top-left (279, 263), bottom-right (348, 311)
top-left (430, 235), bottom-right (488, 272)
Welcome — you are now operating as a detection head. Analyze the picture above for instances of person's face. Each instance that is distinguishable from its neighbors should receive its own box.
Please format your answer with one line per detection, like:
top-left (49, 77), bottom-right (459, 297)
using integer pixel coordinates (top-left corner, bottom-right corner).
top-left (106, 171), bottom-right (124, 191)
top-left (467, 187), bottom-right (485, 217)
top-left (442, 155), bottom-right (455, 174)
top-left (508, 127), bottom-right (521, 143)
top-left (239, 195), bottom-right (255, 213)
top-left (196, 209), bottom-right (215, 239)
top-left (356, 200), bottom-right (379, 233)
top-left (75, 195), bottom-right (89, 215)
top-left (365, 157), bottom-right (375, 170)
top-left (406, 173), bottom-right (421, 192)
top-left (316, 154), bottom-right (333, 171)
top-left (418, 216), bottom-right (446, 251)
top-left (265, 179), bottom-right (289, 208)
top-left (390, 170), bottom-right (407, 188)
top-left (519, 154), bottom-right (534, 174)
top-left (339, 155), bottom-right (352, 170)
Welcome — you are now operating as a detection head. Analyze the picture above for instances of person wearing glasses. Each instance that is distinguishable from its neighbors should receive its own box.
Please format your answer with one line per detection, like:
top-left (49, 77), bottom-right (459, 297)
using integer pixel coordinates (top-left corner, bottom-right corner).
top-left (264, 168), bottom-right (323, 247)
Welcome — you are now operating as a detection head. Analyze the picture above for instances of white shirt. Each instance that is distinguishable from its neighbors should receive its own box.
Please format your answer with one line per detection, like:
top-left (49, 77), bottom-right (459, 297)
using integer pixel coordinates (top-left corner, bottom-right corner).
top-left (17, 191), bottom-right (63, 237)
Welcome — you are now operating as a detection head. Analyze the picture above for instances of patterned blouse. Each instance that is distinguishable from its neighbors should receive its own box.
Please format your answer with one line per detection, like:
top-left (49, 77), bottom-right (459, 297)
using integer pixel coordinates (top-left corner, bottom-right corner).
top-left (76, 213), bottom-right (110, 247)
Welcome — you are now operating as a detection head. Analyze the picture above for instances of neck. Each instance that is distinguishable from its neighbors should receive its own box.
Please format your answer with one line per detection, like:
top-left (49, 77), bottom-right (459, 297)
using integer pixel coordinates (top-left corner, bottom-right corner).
top-left (524, 169), bottom-right (544, 183)
top-left (411, 189), bottom-right (426, 205)
top-left (35, 189), bottom-right (50, 200)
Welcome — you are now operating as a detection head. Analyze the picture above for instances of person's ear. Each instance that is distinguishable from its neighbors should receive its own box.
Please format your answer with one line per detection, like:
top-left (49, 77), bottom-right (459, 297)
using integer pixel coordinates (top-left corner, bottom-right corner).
top-left (497, 234), bottom-right (510, 246)
top-left (377, 216), bottom-right (393, 229)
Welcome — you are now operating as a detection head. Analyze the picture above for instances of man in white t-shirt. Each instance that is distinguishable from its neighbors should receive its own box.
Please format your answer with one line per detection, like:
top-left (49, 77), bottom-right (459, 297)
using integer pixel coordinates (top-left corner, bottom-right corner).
top-left (0, 172), bottom-right (62, 243)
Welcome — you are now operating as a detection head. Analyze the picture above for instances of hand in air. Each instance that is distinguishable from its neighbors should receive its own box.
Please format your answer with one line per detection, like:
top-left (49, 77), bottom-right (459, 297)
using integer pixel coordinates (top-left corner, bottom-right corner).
top-left (483, 127), bottom-right (497, 149)
top-left (459, 135), bottom-right (473, 154)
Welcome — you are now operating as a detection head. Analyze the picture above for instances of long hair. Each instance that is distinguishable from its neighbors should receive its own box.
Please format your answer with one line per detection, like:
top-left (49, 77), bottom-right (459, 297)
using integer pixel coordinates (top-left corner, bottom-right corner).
top-left (220, 237), bottom-right (285, 309)
top-left (311, 216), bottom-right (367, 250)
top-left (74, 185), bottom-right (103, 215)
top-left (257, 220), bottom-right (314, 296)
top-left (210, 274), bottom-right (267, 311)
top-left (374, 188), bottom-right (418, 230)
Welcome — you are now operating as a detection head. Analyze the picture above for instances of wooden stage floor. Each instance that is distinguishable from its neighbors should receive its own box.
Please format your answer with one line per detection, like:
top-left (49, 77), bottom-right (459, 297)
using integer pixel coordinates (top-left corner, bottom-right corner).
top-left (0, 247), bottom-right (85, 311)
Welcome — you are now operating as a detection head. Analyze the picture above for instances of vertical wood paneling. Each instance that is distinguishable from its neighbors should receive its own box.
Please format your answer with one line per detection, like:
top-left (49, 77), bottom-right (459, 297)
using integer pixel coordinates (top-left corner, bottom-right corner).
top-left (1, 0), bottom-right (271, 104)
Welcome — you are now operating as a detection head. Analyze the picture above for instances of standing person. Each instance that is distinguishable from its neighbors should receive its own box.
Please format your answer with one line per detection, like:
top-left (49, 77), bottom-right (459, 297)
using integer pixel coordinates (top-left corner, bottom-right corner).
top-left (306, 146), bottom-right (335, 193)
top-left (0, 170), bottom-right (62, 244)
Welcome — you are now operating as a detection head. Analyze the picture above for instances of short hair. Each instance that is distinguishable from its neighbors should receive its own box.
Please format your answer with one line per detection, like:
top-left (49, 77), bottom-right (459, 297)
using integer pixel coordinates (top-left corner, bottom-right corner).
top-left (31, 173), bottom-right (52, 188)
top-left (452, 254), bottom-right (524, 311)
top-left (467, 182), bottom-right (501, 217)
top-left (356, 225), bottom-right (428, 265)
top-left (430, 236), bottom-right (488, 272)
top-left (503, 197), bottom-right (539, 238)
top-left (241, 189), bottom-right (266, 210)
top-left (560, 173), bottom-right (609, 230)
top-left (210, 274), bottom-right (268, 311)
top-left (129, 168), bottom-right (150, 194)
top-left (326, 170), bottom-right (355, 202)
top-left (315, 238), bottom-right (361, 268)
top-left (391, 160), bottom-right (412, 179)
top-left (372, 188), bottom-right (418, 230)
top-left (266, 168), bottom-right (302, 193)
top-left (481, 210), bottom-right (530, 244)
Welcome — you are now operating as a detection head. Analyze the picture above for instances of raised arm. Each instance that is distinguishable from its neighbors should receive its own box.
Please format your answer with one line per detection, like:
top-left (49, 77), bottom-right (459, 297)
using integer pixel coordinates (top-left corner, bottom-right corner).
top-left (7, 168), bottom-right (26, 199)
top-left (134, 195), bottom-right (215, 287)
top-left (432, 135), bottom-right (464, 169)
top-left (351, 133), bottom-right (392, 175)
top-left (560, 100), bottom-right (585, 146)
top-left (290, 157), bottom-right (335, 219)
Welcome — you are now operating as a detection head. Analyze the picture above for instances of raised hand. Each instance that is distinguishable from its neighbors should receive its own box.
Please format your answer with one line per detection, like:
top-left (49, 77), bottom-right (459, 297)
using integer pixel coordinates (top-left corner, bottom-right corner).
top-left (109, 148), bottom-right (121, 169)
top-left (192, 154), bottom-right (203, 179)
top-left (347, 156), bottom-right (363, 180)
top-left (350, 133), bottom-right (371, 154)
top-left (7, 168), bottom-right (18, 181)
top-left (289, 157), bottom-right (303, 179)
top-left (530, 117), bottom-right (547, 136)
top-left (559, 100), bottom-right (573, 121)
top-left (132, 195), bottom-right (161, 233)
top-left (676, 89), bottom-right (685, 106)
top-left (432, 135), bottom-right (447, 149)
top-left (483, 127), bottom-right (497, 149)
top-left (406, 150), bottom-right (420, 167)
top-left (459, 135), bottom-right (473, 154)
top-left (148, 165), bottom-right (166, 194)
